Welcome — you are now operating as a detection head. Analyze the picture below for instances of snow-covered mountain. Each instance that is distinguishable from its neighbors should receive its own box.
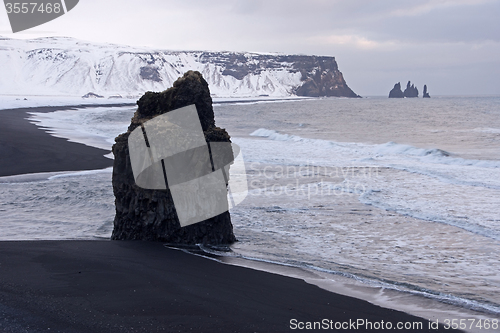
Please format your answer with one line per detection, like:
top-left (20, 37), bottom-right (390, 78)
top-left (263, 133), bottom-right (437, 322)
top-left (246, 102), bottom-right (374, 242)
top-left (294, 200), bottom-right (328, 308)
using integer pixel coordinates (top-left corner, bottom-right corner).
top-left (0, 36), bottom-right (359, 98)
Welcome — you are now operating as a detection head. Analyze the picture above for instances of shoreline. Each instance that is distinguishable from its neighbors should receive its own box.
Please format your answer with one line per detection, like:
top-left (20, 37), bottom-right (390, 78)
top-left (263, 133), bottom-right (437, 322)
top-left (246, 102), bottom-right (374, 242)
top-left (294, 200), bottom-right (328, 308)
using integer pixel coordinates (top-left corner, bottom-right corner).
top-left (0, 103), bottom-right (489, 331)
top-left (0, 104), bottom-right (133, 177)
top-left (0, 240), bottom-right (464, 332)
top-left (201, 249), bottom-right (496, 332)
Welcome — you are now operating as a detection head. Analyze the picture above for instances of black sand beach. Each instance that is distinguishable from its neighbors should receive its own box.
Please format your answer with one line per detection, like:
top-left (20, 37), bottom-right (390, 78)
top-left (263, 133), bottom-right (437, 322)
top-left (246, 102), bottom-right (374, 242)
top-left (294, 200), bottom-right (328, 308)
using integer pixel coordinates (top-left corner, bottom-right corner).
top-left (0, 105), bottom-right (463, 332)
top-left (0, 241), bottom-right (463, 333)
top-left (0, 104), bottom-right (132, 177)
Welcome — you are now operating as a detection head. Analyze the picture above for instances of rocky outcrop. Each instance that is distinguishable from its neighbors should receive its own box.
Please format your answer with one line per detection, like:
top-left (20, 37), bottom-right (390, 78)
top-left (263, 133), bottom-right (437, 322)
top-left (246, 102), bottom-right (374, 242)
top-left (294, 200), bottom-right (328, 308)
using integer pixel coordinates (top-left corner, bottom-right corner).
top-left (403, 81), bottom-right (419, 98)
top-left (292, 56), bottom-right (360, 97)
top-left (389, 81), bottom-right (424, 98)
top-left (389, 82), bottom-right (404, 98)
top-left (111, 71), bottom-right (236, 245)
top-left (82, 92), bottom-right (104, 98)
top-left (423, 85), bottom-right (430, 98)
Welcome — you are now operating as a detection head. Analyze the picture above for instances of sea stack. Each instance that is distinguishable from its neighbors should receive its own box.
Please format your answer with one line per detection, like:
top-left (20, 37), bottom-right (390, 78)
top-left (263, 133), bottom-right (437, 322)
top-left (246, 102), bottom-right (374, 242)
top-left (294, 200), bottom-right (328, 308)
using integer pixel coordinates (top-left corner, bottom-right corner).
top-left (423, 85), bottom-right (431, 98)
top-left (388, 82), bottom-right (404, 98)
top-left (403, 81), bottom-right (419, 98)
top-left (111, 71), bottom-right (236, 244)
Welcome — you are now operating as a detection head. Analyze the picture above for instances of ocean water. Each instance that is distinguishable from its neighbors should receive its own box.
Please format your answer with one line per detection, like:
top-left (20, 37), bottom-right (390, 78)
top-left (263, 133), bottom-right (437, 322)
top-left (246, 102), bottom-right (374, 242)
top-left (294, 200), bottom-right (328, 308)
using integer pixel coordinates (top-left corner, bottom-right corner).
top-left (1, 97), bottom-right (500, 322)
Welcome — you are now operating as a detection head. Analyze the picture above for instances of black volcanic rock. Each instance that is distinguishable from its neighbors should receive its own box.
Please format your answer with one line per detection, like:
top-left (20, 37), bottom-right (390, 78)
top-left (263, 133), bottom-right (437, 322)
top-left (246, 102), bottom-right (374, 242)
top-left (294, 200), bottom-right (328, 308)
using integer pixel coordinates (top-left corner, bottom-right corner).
top-left (111, 71), bottom-right (236, 245)
top-left (423, 85), bottom-right (430, 98)
top-left (403, 81), bottom-right (419, 98)
top-left (389, 82), bottom-right (404, 98)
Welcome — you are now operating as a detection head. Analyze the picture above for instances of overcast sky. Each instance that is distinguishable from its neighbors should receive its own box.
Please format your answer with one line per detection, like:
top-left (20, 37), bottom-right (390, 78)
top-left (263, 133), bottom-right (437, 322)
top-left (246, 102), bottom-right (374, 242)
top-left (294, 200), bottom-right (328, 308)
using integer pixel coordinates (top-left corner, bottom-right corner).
top-left (1, 0), bottom-right (499, 96)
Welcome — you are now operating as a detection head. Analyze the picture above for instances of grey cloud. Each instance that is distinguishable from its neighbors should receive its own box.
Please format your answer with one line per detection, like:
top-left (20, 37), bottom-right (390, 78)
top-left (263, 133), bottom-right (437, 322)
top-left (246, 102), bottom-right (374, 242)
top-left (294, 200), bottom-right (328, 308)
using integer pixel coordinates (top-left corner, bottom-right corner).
top-left (363, 2), bottom-right (500, 43)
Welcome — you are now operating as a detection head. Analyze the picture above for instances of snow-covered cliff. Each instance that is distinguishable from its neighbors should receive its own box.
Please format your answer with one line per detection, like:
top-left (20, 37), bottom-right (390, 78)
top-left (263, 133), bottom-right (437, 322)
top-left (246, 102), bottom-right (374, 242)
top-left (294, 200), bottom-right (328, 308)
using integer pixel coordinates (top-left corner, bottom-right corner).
top-left (0, 37), bottom-right (359, 98)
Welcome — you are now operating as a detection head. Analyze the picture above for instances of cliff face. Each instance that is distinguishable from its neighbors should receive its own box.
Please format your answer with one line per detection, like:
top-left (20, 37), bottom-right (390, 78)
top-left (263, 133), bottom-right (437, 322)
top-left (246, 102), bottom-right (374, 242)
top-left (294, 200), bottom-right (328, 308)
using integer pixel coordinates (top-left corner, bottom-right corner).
top-left (292, 56), bottom-right (360, 98)
top-left (111, 71), bottom-right (236, 244)
top-left (0, 37), bottom-right (360, 98)
top-left (202, 53), bottom-right (360, 97)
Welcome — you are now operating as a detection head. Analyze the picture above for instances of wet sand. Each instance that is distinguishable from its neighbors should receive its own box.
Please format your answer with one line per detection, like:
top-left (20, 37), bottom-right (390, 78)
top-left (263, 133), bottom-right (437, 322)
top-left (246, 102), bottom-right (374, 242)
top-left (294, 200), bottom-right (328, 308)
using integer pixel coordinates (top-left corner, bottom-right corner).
top-left (0, 104), bottom-right (132, 177)
top-left (0, 240), bottom-right (462, 332)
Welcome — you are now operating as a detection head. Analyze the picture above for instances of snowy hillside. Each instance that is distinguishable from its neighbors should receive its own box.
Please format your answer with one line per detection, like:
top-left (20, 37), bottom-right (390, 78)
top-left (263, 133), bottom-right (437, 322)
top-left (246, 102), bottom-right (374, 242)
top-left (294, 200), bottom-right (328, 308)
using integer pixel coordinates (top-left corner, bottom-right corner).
top-left (0, 36), bottom-right (359, 98)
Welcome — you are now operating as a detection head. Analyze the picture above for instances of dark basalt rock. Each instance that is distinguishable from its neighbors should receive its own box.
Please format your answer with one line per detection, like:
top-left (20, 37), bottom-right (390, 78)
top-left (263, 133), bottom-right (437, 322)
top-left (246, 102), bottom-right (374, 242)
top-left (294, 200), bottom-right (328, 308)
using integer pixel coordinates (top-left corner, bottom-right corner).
top-left (388, 82), bottom-right (404, 98)
top-left (403, 81), bottom-right (419, 98)
top-left (111, 70), bottom-right (236, 245)
top-left (423, 85), bottom-right (431, 98)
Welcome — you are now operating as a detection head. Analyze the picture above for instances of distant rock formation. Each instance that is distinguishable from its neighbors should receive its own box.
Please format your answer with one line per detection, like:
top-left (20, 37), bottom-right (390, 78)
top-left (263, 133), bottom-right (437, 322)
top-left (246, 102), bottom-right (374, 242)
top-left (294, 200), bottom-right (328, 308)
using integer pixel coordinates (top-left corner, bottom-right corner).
top-left (423, 85), bottom-right (430, 98)
top-left (82, 92), bottom-right (104, 98)
top-left (388, 82), bottom-right (404, 98)
top-left (111, 71), bottom-right (236, 244)
top-left (403, 81), bottom-right (419, 98)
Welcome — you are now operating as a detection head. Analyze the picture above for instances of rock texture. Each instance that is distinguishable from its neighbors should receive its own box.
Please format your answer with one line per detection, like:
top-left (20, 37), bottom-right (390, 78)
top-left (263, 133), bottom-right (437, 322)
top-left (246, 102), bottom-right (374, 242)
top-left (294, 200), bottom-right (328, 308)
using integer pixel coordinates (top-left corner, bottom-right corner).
top-left (111, 71), bottom-right (236, 244)
top-left (282, 56), bottom-right (360, 98)
top-left (403, 81), bottom-right (419, 98)
top-left (388, 82), bottom-right (404, 98)
top-left (423, 85), bottom-right (431, 98)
